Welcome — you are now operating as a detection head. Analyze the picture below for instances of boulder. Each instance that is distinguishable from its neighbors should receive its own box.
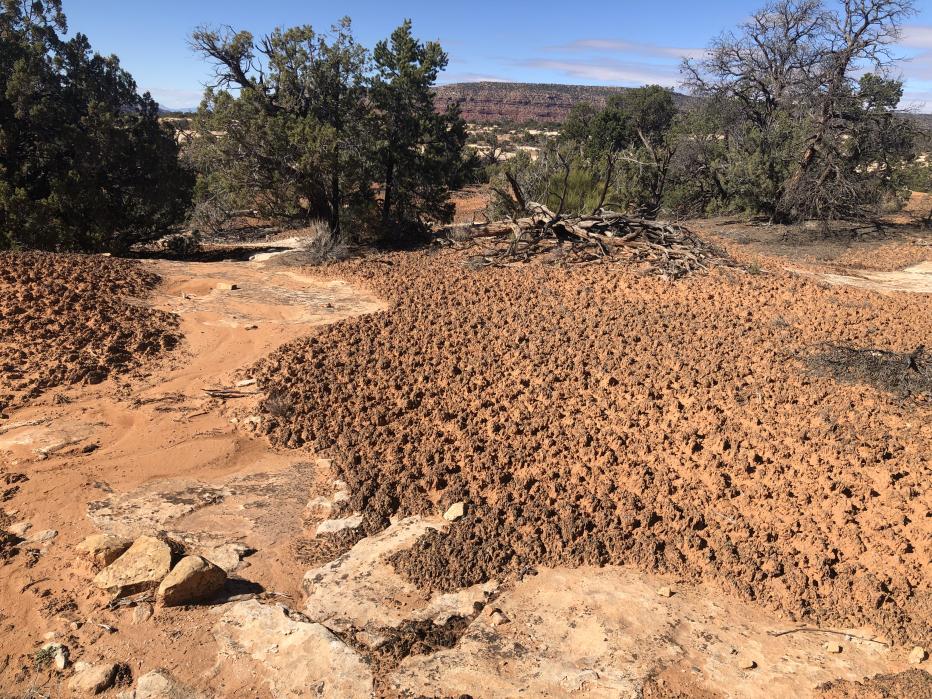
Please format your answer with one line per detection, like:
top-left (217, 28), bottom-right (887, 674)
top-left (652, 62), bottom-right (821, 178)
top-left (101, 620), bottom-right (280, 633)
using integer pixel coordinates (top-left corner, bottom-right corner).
top-left (68, 662), bottom-right (118, 695)
top-left (157, 555), bottom-right (226, 606)
top-left (77, 534), bottom-right (132, 567)
top-left (93, 536), bottom-right (173, 598)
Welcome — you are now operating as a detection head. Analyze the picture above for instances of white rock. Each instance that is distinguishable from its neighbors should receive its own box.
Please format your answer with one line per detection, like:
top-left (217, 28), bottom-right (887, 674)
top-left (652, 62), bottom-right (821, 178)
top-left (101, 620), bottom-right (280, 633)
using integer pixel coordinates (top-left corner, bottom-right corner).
top-left (29, 529), bottom-right (58, 543)
top-left (157, 555), bottom-right (226, 606)
top-left (9, 521), bottom-right (31, 538)
top-left (824, 642), bottom-right (843, 654)
top-left (315, 514), bottom-right (363, 537)
top-left (303, 517), bottom-right (492, 636)
top-left (93, 536), bottom-right (173, 598)
top-left (42, 642), bottom-right (68, 670)
top-left (68, 662), bottom-right (118, 694)
top-left (657, 586), bottom-right (674, 598)
top-left (737, 657), bottom-right (757, 670)
top-left (76, 534), bottom-right (132, 567)
top-left (214, 600), bottom-right (374, 698)
top-left (135, 669), bottom-right (200, 699)
top-left (909, 646), bottom-right (928, 664)
top-left (132, 602), bottom-right (154, 624)
top-left (443, 502), bottom-right (466, 521)
top-left (201, 543), bottom-right (250, 573)
top-left (216, 282), bottom-right (238, 291)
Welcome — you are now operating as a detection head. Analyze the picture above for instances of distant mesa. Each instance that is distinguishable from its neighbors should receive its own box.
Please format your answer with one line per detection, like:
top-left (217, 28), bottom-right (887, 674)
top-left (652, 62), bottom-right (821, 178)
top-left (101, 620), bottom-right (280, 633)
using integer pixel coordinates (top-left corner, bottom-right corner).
top-left (433, 81), bottom-right (694, 124)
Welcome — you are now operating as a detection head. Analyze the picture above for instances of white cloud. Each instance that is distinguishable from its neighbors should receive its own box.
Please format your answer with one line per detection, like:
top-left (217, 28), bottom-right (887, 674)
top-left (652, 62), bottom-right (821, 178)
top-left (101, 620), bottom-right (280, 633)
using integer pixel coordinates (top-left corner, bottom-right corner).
top-left (519, 58), bottom-right (679, 87)
top-left (901, 25), bottom-right (932, 50)
top-left (551, 38), bottom-right (704, 61)
top-left (438, 72), bottom-right (511, 84)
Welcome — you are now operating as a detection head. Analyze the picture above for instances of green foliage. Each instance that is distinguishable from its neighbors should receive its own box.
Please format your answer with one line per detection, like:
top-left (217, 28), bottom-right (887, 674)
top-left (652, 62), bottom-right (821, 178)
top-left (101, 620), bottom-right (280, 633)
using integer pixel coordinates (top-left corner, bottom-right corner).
top-left (190, 18), bottom-right (469, 243)
top-left (188, 19), bottom-right (373, 238)
top-left (371, 20), bottom-right (469, 238)
top-left (0, 0), bottom-right (193, 251)
top-left (495, 86), bottom-right (679, 219)
top-left (683, 0), bottom-right (917, 222)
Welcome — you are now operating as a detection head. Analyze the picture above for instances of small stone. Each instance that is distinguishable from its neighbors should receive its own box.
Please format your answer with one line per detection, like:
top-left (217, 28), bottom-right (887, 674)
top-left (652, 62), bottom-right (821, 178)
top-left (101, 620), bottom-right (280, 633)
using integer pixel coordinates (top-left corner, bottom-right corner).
top-left (244, 324), bottom-right (258, 330)
top-left (132, 602), bottom-right (154, 624)
top-left (657, 586), bottom-right (674, 598)
top-left (305, 495), bottom-right (334, 519)
top-left (9, 521), bottom-right (31, 538)
top-left (93, 535), bottom-right (173, 598)
top-left (235, 379), bottom-right (256, 387)
top-left (824, 642), bottom-right (843, 653)
top-left (201, 543), bottom-right (251, 573)
top-left (30, 529), bottom-right (57, 544)
top-left (42, 642), bottom-right (68, 670)
top-left (135, 669), bottom-right (199, 699)
top-left (76, 533), bottom-right (132, 568)
top-left (489, 609), bottom-right (509, 626)
top-left (909, 646), bottom-right (928, 664)
top-left (43, 631), bottom-right (58, 640)
top-left (157, 555), bottom-right (226, 606)
top-left (68, 662), bottom-right (118, 695)
top-left (315, 514), bottom-right (364, 537)
top-left (737, 657), bottom-right (757, 670)
top-left (216, 282), bottom-right (238, 291)
top-left (443, 502), bottom-right (466, 521)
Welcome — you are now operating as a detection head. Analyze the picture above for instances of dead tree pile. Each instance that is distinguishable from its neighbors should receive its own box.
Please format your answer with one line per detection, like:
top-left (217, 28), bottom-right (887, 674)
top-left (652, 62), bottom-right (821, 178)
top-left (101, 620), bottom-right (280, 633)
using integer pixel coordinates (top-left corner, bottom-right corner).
top-left (452, 176), bottom-right (733, 279)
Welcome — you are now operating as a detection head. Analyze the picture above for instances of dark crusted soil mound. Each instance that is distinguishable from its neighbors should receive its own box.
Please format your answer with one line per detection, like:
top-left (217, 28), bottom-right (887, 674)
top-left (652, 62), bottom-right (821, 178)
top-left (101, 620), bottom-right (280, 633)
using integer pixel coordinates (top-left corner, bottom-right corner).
top-left (0, 251), bottom-right (179, 413)
top-left (817, 669), bottom-right (932, 698)
top-left (254, 248), bottom-right (932, 647)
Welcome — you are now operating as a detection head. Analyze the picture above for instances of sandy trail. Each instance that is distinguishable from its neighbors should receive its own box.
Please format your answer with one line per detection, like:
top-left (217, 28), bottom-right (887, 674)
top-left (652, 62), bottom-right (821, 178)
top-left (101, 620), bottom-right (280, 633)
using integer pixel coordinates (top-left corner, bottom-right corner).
top-left (0, 249), bottom-right (926, 697)
top-left (0, 252), bottom-right (385, 692)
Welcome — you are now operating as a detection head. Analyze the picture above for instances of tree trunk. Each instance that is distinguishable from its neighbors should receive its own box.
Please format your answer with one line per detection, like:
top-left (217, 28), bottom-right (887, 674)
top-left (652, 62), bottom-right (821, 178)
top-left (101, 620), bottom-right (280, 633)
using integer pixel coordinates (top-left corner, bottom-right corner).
top-left (329, 170), bottom-right (341, 239)
top-left (382, 157), bottom-right (395, 229)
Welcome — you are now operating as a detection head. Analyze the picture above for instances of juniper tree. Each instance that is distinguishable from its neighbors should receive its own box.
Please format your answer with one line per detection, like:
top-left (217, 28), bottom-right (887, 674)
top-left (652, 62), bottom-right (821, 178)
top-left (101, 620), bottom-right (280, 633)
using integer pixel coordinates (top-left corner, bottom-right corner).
top-left (0, 0), bottom-right (192, 251)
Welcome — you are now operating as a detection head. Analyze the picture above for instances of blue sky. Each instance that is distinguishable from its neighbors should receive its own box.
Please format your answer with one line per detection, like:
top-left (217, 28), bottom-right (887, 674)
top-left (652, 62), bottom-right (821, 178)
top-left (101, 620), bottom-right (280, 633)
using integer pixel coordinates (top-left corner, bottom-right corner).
top-left (63, 0), bottom-right (932, 111)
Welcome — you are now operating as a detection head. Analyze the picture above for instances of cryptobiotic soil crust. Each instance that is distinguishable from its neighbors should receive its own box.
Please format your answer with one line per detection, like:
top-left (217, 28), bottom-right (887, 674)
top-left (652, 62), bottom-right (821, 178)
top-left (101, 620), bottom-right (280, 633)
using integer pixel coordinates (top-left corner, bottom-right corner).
top-left (254, 243), bottom-right (932, 650)
top-left (0, 232), bottom-right (930, 698)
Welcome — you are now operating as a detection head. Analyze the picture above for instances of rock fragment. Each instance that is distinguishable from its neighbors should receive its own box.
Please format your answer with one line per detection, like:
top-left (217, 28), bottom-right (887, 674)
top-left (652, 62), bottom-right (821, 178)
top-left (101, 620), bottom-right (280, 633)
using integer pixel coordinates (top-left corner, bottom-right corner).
top-left (157, 555), bottom-right (226, 606)
top-left (214, 600), bottom-right (373, 698)
top-left (132, 602), bottom-right (154, 624)
top-left (135, 669), bottom-right (200, 699)
top-left (201, 543), bottom-right (251, 573)
top-left (489, 609), bottom-right (509, 626)
top-left (657, 586), bottom-right (674, 598)
top-left (9, 521), bottom-right (31, 538)
top-left (29, 529), bottom-right (57, 543)
top-left (443, 502), bottom-right (466, 521)
top-left (93, 535), bottom-right (173, 598)
top-left (41, 642), bottom-right (68, 670)
top-left (216, 282), bottom-right (238, 291)
top-left (824, 642), bottom-right (843, 653)
top-left (909, 646), bottom-right (928, 664)
top-left (68, 662), bottom-right (118, 695)
top-left (737, 657), bottom-right (756, 670)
